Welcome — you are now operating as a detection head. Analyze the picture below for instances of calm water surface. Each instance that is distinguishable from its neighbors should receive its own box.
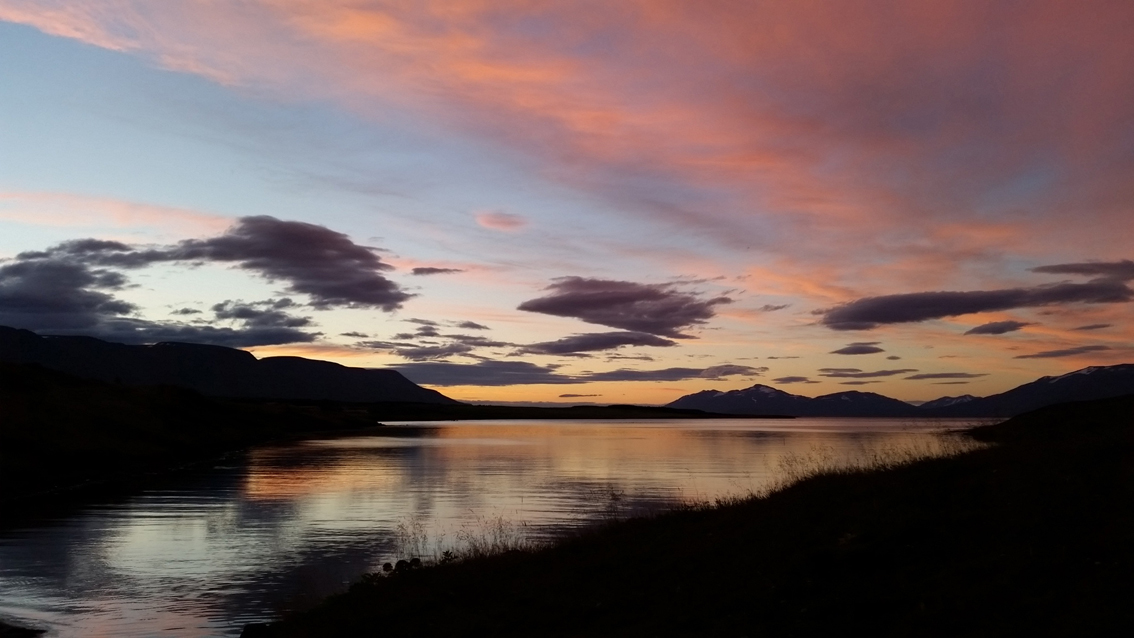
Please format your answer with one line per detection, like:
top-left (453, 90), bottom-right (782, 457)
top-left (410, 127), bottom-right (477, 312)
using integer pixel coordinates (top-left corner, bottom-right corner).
top-left (0, 418), bottom-right (981, 637)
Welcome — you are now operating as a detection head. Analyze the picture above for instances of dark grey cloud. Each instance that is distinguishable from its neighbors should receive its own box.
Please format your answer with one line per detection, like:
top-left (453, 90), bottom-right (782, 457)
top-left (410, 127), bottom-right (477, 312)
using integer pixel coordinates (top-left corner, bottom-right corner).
top-left (886, 355), bottom-right (902, 360)
top-left (445, 334), bottom-right (514, 348)
top-left (38, 217), bottom-right (411, 310)
top-left (758, 304), bottom-right (789, 312)
top-left (393, 361), bottom-right (764, 386)
top-left (821, 281), bottom-right (1131, 330)
top-left (934, 381), bottom-right (971, 385)
top-left (363, 341), bottom-right (475, 361)
top-left (395, 360), bottom-right (573, 386)
top-left (582, 366), bottom-right (763, 382)
top-left (164, 217), bottom-right (410, 309)
top-left (0, 257), bottom-right (134, 331)
top-left (411, 267), bottom-right (464, 276)
top-left (340, 331), bottom-right (369, 338)
top-left (830, 341), bottom-right (885, 355)
top-left (904, 372), bottom-right (988, 380)
top-left (604, 353), bottom-right (656, 362)
top-left (840, 381), bottom-right (880, 385)
top-left (1014, 345), bottom-right (1111, 359)
top-left (1031, 260), bottom-right (1134, 281)
top-left (517, 277), bottom-right (731, 338)
top-left (359, 331), bottom-right (513, 361)
top-left (0, 249), bottom-right (318, 347)
top-left (817, 367), bottom-right (918, 378)
top-left (2, 217), bottom-right (412, 345)
top-left (519, 331), bottom-right (677, 356)
top-left (15, 238), bottom-right (136, 262)
top-left (79, 318), bottom-right (320, 347)
top-left (211, 298), bottom-right (310, 329)
top-left (559, 393), bottom-right (600, 398)
top-left (766, 356), bottom-right (800, 360)
top-left (774, 376), bottom-right (819, 384)
top-left (457, 321), bottom-right (490, 330)
top-left (964, 320), bottom-right (1033, 335)
top-left (1073, 323), bottom-right (1112, 331)
top-left (699, 364), bottom-right (768, 378)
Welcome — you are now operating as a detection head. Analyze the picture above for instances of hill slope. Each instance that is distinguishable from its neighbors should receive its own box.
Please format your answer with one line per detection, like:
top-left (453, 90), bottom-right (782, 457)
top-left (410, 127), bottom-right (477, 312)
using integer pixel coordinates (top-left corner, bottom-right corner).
top-left (0, 361), bottom-right (381, 504)
top-left (922, 364), bottom-right (1134, 417)
top-left (0, 326), bottom-right (455, 404)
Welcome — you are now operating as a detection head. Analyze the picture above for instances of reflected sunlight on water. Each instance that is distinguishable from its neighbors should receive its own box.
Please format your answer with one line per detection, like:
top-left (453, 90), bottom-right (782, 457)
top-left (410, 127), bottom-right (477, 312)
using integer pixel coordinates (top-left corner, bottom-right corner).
top-left (0, 418), bottom-right (984, 637)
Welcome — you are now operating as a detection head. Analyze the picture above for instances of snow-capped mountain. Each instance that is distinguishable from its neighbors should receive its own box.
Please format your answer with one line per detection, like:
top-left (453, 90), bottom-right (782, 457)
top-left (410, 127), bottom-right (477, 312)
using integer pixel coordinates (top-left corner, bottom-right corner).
top-left (667, 365), bottom-right (1134, 418)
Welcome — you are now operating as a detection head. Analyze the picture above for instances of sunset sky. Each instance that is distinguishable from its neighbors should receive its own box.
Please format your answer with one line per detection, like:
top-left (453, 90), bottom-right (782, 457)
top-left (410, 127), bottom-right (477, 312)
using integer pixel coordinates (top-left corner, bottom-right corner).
top-left (1, 1), bottom-right (1132, 404)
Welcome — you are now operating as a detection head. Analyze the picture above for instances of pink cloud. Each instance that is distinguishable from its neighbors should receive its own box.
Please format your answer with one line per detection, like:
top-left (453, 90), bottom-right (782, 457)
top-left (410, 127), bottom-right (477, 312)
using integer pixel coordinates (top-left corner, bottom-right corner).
top-left (474, 210), bottom-right (527, 232)
top-left (4, 1), bottom-right (1133, 295)
top-left (0, 190), bottom-right (232, 237)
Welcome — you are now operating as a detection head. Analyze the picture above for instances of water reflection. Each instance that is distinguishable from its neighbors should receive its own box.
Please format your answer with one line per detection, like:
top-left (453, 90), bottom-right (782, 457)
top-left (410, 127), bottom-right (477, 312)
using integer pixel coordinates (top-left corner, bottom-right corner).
top-left (0, 418), bottom-right (979, 637)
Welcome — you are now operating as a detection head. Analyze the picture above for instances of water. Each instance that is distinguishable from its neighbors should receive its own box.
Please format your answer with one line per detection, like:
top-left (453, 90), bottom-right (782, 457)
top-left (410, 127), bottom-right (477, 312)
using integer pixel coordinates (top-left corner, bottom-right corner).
top-left (0, 417), bottom-right (982, 637)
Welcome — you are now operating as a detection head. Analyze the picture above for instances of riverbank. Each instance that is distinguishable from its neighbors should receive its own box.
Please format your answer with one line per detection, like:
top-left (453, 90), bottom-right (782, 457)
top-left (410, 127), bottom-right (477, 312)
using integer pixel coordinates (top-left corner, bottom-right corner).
top-left (253, 393), bottom-right (1134, 637)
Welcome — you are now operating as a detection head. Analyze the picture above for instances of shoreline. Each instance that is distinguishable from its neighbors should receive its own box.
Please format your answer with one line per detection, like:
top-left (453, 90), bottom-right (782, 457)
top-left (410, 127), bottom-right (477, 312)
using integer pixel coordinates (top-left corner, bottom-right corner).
top-left (249, 394), bottom-right (1134, 637)
top-left (1, 361), bottom-right (784, 525)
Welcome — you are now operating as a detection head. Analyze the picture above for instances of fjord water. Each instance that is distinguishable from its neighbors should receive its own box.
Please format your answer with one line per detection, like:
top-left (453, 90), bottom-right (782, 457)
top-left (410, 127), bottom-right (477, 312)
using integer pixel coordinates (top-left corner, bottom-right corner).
top-left (0, 418), bottom-right (980, 637)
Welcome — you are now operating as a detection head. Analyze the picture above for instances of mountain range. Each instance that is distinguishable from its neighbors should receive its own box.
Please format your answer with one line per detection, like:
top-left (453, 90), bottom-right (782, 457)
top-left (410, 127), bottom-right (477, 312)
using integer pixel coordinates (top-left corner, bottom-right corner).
top-left (667, 364), bottom-right (1134, 418)
top-left (4, 325), bottom-right (1131, 417)
top-left (0, 326), bottom-right (456, 405)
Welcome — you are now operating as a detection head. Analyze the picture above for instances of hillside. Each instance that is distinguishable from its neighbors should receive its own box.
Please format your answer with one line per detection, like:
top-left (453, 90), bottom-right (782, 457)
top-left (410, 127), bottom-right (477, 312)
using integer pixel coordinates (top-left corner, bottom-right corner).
top-left (0, 362), bottom-right (380, 506)
top-left (922, 364), bottom-right (1134, 417)
top-left (0, 325), bottom-right (455, 404)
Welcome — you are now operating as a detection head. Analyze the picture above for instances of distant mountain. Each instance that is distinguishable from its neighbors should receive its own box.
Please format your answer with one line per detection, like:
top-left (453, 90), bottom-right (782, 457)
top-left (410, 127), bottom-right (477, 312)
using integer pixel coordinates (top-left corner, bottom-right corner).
top-left (917, 395), bottom-right (978, 410)
top-left (0, 326), bottom-right (457, 404)
top-left (667, 384), bottom-right (921, 417)
top-left (920, 365), bottom-right (1134, 418)
top-left (668, 364), bottom-right (1134, 417)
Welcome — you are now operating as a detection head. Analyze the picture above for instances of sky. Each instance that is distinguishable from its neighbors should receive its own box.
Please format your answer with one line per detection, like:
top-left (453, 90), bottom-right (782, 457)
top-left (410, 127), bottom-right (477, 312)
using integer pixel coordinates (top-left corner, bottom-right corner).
top-left (1, 1), bottom-right (1132, 405)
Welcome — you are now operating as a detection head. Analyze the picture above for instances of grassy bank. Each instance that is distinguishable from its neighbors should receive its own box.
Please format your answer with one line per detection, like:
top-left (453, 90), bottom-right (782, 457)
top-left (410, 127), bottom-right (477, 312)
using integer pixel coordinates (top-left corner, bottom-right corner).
top-left (254, 394), bottom-right (1134, 637)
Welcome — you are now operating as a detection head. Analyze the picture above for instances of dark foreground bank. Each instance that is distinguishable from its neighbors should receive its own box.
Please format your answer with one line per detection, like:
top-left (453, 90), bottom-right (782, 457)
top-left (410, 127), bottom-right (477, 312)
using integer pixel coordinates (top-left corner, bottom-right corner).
top-left (248, 394), bottom-right (1134, 637)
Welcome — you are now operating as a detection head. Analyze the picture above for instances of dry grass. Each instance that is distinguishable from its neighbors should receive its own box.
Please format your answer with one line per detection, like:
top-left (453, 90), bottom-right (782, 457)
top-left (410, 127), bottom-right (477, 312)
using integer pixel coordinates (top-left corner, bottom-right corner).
top-left (382, 434), bottom-right (988, 571)
top-left (389, 513), bottom-right (542, 569)
top-left (767, 434), bottom-right (988, 493)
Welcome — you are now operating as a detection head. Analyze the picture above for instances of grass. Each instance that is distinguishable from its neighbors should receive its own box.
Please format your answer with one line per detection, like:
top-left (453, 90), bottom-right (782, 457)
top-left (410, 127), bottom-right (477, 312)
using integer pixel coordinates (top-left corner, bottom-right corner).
top-left (389, 514), bottom-right (543, 569)
top-left (254, 395), bottom-right (1134, 637)
top-left (767, 433), bottom-right (987, 492)
top-left (368, 433), bottom-right (988, 576)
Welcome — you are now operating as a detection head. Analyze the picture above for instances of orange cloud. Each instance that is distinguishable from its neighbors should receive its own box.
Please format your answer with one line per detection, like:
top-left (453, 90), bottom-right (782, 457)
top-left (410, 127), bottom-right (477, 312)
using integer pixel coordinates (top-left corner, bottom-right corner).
top-left (4, 1), bottom-right (1132, 383)
top-left (5, 2), bottom-right (1131, 267)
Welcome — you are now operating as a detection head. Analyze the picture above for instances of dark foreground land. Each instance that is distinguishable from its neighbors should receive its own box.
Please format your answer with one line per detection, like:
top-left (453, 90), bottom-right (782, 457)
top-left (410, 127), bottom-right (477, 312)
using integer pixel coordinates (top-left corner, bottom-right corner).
top-left (250, 394), bottom-right (1134, 637)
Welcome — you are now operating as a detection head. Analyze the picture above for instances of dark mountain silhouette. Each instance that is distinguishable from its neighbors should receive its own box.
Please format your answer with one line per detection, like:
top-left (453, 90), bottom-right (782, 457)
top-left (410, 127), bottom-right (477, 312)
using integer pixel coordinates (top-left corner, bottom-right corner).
top-left (668, 364), bottom-right (1134, 417)
top-left (917, 395), bottom-right (978, 410)
top-left (667, 384), bottom-right (921, 417)
top-left (0, 326), bottom-right (456, 404)
top-left (920, 364), bottom-right (1134, 417)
